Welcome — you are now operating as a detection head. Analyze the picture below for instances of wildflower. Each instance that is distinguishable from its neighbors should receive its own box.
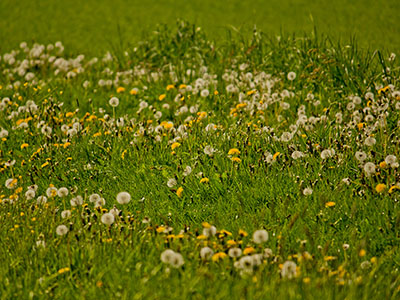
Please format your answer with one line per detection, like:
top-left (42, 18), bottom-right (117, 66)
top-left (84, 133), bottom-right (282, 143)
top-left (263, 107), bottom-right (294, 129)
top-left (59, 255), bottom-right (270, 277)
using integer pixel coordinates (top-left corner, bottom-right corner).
top-left (239, 229), bottom-right (248, 237)
top-left (161, 249), bottom-right (175, 264)
top-left (342, 244), bottom-right (350, 250)
top-left (183, 166), bottom-right (192, 177)
top-left (167, 178), bottom-right (177, 188)
top-left (228, 148), bottom-right (240, 155)
top-left (169, 252), bottom-right (184, 268)
top-left (109, 97), bottom-right (119, 107)
top-left (375, 183), bottom-right (386, 193)
top-left (253, 229), bottom-right (268, 244)
top-left (46, 187), bottom-right (58, 198)
top-left (158, 94), bottom-right (166, 101)
top-left (200, 89), bottom-right (210, 97)
top-left (70, 196), bottom-right (83, 206)
top-left (364, 137), bottom-right (376, 147)
top-left (291, 151), bottom-right (304, 160)
top-left (281, 261), bottom-right (297, 279)
top-left (263, 248), bottom-right (273, 258)
top-left (5, 178), bottom-right (18, 189)
top-left (303, 187), bottom-right (313, 196)
top-left (200, 177), bottom-right (209, 184)
top-left (320, 149), bottom-right (335, 159)
top-left (228, 248), bottom-right (243, 258)
top-left (101, 213), bottom-right (115, 225)
top-left (355, 151), bottom-right (367, 162)
top-left (287, 72), bottom-right (296, 81)
top-left (176, 187), bottom-right (183, 197)
top-left (61, 210), bottom-right (71, 218)
top-left (21, 143), bottom-right (29, 149)
top-left (238, 256), bottom-right (254, 272)
top-left (360, 261), bottom-right (372, 270)
top-left (231, 157), bottom-right (241, 163)
top-left (37, 196), bottom-right (47, 205)
top-left (25, 189), bottom-right (35, 200)
top-left (251, 254), bottom-right (263, 266)
top-left (0, 128), bottom-right (8, 138)
top-left (204, 145), bottom-right (216, 156)
top-left (325, 201), bottom-right (336, 207)
top-left (212, 252), bottom-right (228, 262)
top-left (243, 247), bottom-right (256, 255)
top-left (385, 155), bottom-right (397, 167)
top-left (203, 226), bottom-right (217, 237)
top-left (116, 191), bottom-right (131, 204)
top-left (56, 225), bottom-right (69, 236)
top-left (359, 249), bottom-right (366, 257)
top-left (171, 142), bottom-right (181, 150)
top-left (57, 187), bottom-right (69, 197)
top-left (89, 193), bottom-right (101, 203)
top-left (200, 247), bottom-right (214, 260)
top-left (116, 87), bottom-right (125, 93)
top-left (363, 162), bottom-right (376, 176)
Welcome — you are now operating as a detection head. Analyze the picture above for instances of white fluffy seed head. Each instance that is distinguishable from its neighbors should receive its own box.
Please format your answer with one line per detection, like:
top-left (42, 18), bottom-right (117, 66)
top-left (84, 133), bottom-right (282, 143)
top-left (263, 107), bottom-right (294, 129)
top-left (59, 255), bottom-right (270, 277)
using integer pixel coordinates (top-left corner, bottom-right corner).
top-left (109, 97), bottom-right (119, 107)
top-left (116, 191), bottom-right (131, 204)
top-left (200, 247), bottom-right (214, 260)
top-left (101, 213), bottom-right (115, 225)
top-left (253, 229), bottom-right (269, 244)
top-left (56, 225), bottom-right (69, 236)
top-left (57, 187), bottom-right (69, 197)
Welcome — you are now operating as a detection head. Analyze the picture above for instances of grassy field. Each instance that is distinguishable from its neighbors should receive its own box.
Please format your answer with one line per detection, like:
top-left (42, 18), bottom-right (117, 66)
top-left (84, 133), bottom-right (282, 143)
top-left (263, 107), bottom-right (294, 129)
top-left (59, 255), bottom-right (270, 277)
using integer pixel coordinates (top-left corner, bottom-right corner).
top-left (1, 3), bottom-right (400, 300)
top-left (1, 0), bottom-right (400, 55)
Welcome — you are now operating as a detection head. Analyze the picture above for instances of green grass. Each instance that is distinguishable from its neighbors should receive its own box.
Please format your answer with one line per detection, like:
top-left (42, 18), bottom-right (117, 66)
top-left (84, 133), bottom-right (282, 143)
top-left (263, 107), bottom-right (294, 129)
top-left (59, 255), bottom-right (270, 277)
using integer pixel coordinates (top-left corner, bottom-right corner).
top-left (1, 20), bottom-right (400, 299)
top-left (1, 0), bottom-right (400, 55)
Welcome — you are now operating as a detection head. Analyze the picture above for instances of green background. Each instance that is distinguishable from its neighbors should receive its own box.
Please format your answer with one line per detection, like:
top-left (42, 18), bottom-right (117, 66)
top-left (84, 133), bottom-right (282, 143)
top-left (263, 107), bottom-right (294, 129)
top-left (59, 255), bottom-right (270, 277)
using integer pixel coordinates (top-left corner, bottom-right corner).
top-left (1, 0), bottom-right (399, 55)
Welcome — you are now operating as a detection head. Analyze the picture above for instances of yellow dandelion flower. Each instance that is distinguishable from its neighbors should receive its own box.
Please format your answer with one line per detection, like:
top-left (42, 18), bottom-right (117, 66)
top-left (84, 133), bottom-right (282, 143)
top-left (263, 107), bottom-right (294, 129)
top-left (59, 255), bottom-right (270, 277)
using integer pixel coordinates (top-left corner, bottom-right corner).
top-left (325, 201), bottom-right (336, 208)
top-left (196, 234), bottom-right (207, 240)
top-left (171, 142), bottom-right (181, 150)
top-left (389, 185), bottom-right (400, 193)
top-left (65, 112), bottom-right (74, 118)
top-left (96, 281), bottom-right (103, 288)
top-left (58, 267), bottom-right (70, 274)
top-left (156, 226), bottom-right (166, 233)
top-left (121, 150), bottom-right (127, 160)
top-left (236, 103), bottom-right (247, 109)
top-left (93, 132), bottom-right (102, 137)
top-left (179, 84), bottom-right (187, 89)
top-left (375, 183), bottom-right (386, 193)
top-left (359, 249), bottom-right (366, 257)
top-left (41, 162), bottom-right (49, 168)
top-left (176, 187), bottom-right (183, 197)
top-left (228, 148), bottom-right (240, 155)
top-left (116, 87), bottom-right (125, 93)
top-left (63, 142), bottom-right (71, 148)
top-left (211, 252), bottom-right (227, 262)
top-left (202, 222), bottom-right (212, 228)
top-left (200, 178), bottom-right (209, 184)
top-left (226, 240), bottom-right (237, 246)
top-left (166, 84), bottom-right (175, 91)
top-left (243, 247), bottom-right (255, 255)
top-left (357, 123), bottom-right (364, 130)
top-left (159, 94), bottom-right (166, 101)
top-left (239, 229), bottom-right (248, 237)
top-left (273, 152), bottom-right (280, 160)
top-left (231, 157), bottom-right (241, 163)
top-left (214, 90), bottom-right (219, 95)
top-left (379, 161), bottom-right (387, 169)
top-left (20, 143), bottom-right (29, 150)
top-left (323, 256), bottom-right (337, 261)
top-left (130, 89), bottom-right (138, 95)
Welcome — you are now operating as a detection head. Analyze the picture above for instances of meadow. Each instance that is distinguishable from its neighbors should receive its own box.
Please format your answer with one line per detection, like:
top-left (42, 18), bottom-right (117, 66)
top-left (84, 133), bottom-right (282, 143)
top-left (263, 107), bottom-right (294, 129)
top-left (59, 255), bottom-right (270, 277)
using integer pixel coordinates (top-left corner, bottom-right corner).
top-left (1, 4), bottom-right (400, 300)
